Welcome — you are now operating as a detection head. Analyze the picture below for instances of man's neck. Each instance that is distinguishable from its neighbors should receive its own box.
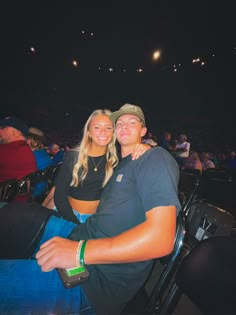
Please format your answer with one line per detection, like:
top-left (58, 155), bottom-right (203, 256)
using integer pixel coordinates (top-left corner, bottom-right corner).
top-left (121, 144), bottom-right (140, 158)
top-left (7, 136), bottom-right (26, 144)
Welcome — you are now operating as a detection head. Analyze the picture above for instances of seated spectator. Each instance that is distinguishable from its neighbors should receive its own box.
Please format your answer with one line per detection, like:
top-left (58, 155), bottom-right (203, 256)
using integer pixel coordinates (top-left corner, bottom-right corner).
top-left (27, 127), bottom-right (53, 200)
top-left (27, 127), bottom-right (52, 171)
top-left (227, 151), bottom-right (236, 169)
top-left (142, 131), bottom-right (158, 146)
top-left (0, 117), bottom-right (37, 201)
top-left (175, 133), bottom-right (191, 168)
top-left (182, 150), bottom-right (203, 173)
top-left (201, 152), bottom-right (216, 171)
top-left (47, 143), bottom-right (65, 165)
top-left (159, 131), bottom-right (176, 153)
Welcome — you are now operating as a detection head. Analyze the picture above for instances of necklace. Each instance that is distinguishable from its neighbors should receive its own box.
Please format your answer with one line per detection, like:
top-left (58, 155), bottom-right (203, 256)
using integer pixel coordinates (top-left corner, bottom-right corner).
top-left (91, 155), bottom-right (105, 172)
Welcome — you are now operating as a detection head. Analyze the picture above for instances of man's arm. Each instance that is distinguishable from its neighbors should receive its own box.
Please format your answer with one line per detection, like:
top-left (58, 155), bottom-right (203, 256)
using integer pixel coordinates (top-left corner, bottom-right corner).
top-left (36, 205), bottom-right (176, 271)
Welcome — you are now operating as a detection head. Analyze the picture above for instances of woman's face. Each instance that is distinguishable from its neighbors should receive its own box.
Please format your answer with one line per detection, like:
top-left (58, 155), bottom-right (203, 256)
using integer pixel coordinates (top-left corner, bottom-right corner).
top-left (88, 114), bottom-right (114, 148)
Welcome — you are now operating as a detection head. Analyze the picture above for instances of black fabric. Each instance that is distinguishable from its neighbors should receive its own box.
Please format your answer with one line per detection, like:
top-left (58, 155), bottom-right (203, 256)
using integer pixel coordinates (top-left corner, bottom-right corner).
top-left (176, 236), bottom-right (236, 314)
top-left (54, 150), bottom-right (106, 223)
top-left (0, 201), bottom-right (57, 258)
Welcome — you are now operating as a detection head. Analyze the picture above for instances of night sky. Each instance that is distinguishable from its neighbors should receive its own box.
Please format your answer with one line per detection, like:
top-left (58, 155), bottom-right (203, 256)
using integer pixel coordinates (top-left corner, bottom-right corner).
top-left (0, 1), bottom-right (236, 134)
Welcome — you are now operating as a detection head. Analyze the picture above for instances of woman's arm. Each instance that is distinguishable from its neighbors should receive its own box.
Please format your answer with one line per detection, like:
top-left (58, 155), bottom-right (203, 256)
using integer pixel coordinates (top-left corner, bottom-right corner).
top-left (42, 186), bottom-right (55, 209)
top-left (54, 151), bottom-right (78, 223)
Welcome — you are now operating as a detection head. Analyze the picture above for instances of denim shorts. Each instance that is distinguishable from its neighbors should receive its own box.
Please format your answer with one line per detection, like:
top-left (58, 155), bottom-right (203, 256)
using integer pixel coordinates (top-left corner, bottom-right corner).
top-left (53, 206), bottom-right (92, 224)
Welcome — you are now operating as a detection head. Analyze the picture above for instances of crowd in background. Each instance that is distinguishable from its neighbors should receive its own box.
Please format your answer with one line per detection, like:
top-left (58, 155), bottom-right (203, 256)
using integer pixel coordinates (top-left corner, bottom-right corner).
top-left (42, 123), bottom-right (236, 173)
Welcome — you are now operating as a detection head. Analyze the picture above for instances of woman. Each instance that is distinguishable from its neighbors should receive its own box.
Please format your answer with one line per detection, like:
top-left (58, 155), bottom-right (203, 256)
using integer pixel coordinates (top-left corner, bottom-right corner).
top-left (43, 109), bottom-right (149, 223)
top-left (27, 127), bottom-right (53, 200)
top-left (27, 127), bottom-right (52, 171)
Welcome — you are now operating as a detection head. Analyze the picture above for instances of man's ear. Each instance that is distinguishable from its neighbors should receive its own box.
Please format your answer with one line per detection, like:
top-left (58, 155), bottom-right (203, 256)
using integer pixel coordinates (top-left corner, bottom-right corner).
top-left (141, 126), bottom-right (147, 137)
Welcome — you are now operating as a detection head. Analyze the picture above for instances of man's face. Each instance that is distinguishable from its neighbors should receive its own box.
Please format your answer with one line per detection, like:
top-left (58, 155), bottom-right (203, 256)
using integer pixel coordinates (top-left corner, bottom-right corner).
top-left (0, 126), bottom-right (19, 144)
top-left (115, 114), bottom-right (147, 146)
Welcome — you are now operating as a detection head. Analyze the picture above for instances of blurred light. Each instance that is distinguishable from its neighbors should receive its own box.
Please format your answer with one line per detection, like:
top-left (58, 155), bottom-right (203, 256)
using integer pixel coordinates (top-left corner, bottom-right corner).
top-left (72, 60), bottom-right (78, 67)
top-left (137, 68), bottom-right (143, 72)
top-left (192, 58), bottom-right (201, 63)
top-left (153, 50), bottom-right (161, 61)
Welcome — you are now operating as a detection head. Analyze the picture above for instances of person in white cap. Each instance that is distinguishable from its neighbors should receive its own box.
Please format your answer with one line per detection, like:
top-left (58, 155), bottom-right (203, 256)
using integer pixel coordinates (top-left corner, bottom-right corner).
top-left (0, 104), bottom-right (181, 315)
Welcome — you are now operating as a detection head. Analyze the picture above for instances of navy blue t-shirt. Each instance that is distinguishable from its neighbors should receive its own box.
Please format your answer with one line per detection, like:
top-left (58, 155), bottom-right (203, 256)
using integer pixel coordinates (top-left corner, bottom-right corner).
top-left (69, 147), bottom-right (181, 313)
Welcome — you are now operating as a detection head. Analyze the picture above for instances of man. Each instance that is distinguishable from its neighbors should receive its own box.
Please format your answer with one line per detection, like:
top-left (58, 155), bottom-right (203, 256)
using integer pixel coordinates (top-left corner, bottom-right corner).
top-left (0, 116), bottom-right (37, 183)
top-left (159, 130), bottom-right (176, 153)
top-left (47, 143), bottom-right (65, 165)
top-left (175, 133), bottom-right (190, 168)
top-left (0, 104), bottom-right (181, 314)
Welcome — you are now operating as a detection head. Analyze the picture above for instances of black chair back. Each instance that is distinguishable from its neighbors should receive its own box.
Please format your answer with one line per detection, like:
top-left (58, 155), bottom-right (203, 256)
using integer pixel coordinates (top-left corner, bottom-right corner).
top-left (0, 179), bottom-right (20, 202)
top-left (0, 201), bottom-right (58, 259)
top-left (159, 236), bottom-right (236, 314)
top-left (18, 163), bottom-right (62, 202)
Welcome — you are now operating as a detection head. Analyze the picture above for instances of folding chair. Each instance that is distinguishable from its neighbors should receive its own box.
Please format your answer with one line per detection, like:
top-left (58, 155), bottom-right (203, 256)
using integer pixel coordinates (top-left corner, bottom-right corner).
top-left (0, 201), bottom-right (58, 259)
top-left (0, 179), bottom-right (20, 202)
top-left (158, 236), bottom-right (236, 314)
top-left (157, 170), bottom-right (236, 314)
top-left (18, 163), bottom-right (62, 203)
top-left (178, 170), bottom-right (201, 216)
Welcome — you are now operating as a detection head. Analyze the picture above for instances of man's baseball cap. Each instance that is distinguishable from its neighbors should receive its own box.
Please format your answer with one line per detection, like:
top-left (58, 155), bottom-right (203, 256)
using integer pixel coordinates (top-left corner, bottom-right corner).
top-left (110, 103), bottom-right (145, 125)
top-left (0, 117), bottom-right (29, 136)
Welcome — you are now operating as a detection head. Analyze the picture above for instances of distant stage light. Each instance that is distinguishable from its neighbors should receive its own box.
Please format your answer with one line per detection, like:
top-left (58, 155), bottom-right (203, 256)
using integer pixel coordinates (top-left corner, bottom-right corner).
top-left (153, 50), bottom-right (161, 61)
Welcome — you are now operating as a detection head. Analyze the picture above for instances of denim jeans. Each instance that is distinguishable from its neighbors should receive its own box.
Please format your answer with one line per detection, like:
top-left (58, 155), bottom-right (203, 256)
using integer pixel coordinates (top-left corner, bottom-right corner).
top-left (0, 215), bottom-right (95, 314)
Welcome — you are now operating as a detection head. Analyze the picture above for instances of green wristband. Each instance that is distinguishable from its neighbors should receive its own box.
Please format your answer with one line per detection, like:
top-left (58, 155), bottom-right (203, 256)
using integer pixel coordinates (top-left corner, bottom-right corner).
top-left (80, 240), bottom-right (87, 266)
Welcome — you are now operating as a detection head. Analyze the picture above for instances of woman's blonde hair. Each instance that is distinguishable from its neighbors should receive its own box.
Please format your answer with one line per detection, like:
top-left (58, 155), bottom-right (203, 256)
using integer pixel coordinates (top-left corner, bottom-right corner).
top-left (27, 133), bottom-right (45, 150)
top-left (71, 109), bottom-right (118, 187)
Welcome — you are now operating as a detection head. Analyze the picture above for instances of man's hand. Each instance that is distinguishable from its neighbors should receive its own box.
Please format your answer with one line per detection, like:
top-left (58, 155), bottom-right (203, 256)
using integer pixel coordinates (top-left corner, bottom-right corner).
top-left (36, 237), bottom-right (79, 272)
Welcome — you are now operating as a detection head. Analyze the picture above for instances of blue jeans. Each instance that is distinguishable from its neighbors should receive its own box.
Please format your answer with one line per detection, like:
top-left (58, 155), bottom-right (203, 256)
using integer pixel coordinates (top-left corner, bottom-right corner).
top-left (0, 215), bottom-right (95, 314)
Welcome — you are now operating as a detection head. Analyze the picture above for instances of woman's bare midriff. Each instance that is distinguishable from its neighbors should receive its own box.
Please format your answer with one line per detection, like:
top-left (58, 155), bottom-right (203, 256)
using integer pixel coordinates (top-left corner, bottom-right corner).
top-left (68, 196), bottom-right (99, 214)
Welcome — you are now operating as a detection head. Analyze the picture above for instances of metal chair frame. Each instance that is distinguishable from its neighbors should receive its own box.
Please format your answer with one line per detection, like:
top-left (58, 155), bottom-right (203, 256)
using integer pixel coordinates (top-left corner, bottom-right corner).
top-left (18, 163), bottom-right (62, 202)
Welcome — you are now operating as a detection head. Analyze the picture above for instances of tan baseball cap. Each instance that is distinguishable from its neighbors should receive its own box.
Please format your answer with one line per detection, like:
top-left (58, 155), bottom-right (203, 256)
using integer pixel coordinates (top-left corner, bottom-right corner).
top-left (28, 127), bottom-right (45, 138)
top-left (110, 103), bottom-right (145, 125)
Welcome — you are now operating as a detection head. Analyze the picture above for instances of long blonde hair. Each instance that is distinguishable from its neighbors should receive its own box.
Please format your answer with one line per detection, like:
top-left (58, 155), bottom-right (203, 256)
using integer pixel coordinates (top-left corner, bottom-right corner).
top-left (71, 109), bottom-right (119, 187)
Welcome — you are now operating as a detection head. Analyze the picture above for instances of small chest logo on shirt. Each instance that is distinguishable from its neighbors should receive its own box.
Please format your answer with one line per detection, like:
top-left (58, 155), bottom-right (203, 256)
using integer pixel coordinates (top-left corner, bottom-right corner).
top-left (116, 174), bottom-right (123, 182)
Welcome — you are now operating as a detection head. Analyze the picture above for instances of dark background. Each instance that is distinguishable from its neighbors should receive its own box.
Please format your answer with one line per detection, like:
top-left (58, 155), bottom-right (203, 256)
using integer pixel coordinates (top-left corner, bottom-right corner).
top-left (0, 1), bottom-right (235, 142)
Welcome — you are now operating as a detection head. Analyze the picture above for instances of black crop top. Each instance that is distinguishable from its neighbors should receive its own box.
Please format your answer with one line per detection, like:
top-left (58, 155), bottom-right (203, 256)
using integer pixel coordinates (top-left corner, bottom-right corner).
top-left (54, 150), bottom-right (106, 222)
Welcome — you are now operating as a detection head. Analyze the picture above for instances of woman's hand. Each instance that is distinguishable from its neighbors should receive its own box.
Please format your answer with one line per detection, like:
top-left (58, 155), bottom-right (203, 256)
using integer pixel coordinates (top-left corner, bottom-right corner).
top-left (36, 236), bottom-right (78, 272)
top-left (42, 186), bottom-right (55, 209)
top-left (131, 143), bottom-right (152, 160)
